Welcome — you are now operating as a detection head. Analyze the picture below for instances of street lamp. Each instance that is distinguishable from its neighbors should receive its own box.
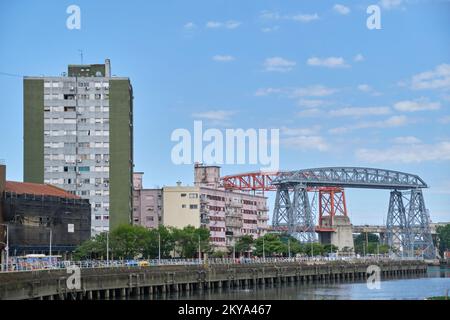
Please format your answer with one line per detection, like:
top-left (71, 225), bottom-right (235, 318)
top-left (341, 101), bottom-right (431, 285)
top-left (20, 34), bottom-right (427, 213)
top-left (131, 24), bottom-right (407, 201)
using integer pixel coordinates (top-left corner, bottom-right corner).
top-left (158, 233), bottom-right (161, 264)
top-left (49, 228), bottom-right (53, 267)
top-left (288, 238), bottom-right (291, 259)
top-left (106, 231), bottom-right (109, 266)
top-left (0, 224), bottom-right (8, 271)
top-left (262, 238), bottom-right (265, 260)
top-left (198, 235), bottom-right (201, 264)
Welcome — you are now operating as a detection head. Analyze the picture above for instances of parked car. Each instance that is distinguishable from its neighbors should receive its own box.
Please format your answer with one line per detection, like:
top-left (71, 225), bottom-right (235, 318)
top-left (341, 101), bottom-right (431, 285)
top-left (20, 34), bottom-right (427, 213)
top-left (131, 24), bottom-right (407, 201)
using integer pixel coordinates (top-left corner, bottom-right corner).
top-left (138, 260), bottom-right (150, 267)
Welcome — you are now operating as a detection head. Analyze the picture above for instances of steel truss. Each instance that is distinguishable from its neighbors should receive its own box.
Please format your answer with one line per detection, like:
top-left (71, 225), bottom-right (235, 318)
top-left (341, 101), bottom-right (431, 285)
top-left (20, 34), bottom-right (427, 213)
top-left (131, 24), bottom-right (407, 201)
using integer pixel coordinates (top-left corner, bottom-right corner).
top-left (272, 184), bottom-right (316, 243)
top-left (386, 189), bottom-right (434, 259)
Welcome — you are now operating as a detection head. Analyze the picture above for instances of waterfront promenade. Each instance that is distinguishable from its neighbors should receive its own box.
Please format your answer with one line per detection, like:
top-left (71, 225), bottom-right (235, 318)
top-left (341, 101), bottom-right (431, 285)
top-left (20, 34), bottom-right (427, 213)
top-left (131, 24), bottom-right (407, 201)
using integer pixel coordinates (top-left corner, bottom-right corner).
top-left (0, 258), bottom-right (427, 300)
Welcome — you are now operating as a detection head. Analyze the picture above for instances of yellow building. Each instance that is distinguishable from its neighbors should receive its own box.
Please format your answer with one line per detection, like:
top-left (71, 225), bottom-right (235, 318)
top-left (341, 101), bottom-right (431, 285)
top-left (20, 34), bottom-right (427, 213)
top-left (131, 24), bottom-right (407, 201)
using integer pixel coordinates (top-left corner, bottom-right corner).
top-left (162, 185), bottom-right (200, 228)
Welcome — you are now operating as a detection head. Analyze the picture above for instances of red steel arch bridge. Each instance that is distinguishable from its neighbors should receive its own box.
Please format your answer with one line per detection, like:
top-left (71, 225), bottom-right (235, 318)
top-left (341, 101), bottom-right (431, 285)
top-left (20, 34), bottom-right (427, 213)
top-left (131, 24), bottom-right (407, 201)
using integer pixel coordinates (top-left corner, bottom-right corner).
top-left (221, 167), bottom-right (435, 259)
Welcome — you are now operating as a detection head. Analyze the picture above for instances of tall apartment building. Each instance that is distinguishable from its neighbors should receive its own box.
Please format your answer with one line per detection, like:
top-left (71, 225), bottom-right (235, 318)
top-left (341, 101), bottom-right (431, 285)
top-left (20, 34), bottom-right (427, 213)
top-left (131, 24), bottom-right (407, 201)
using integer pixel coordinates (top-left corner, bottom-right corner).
top-left (132, 172), bottom-right (162, 228)
top-left (23, 59), bottom-right (133, 234)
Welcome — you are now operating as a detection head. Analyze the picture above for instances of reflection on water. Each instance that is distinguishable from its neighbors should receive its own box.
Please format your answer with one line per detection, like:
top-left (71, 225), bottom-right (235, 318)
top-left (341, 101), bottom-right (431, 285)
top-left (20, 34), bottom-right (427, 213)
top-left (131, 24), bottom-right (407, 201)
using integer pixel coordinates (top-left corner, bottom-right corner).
top-left (136, 266), bottom-right (450, 300)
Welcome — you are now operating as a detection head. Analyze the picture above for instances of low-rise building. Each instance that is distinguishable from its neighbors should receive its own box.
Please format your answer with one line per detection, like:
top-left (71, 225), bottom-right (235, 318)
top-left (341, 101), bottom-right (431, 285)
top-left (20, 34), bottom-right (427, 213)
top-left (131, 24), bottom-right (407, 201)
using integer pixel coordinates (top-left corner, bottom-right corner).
top-left (132, 173), bottom-right (162, 228)
top-left (131, 164), bottom-right (270, 252)
top-left (162, 184), bottom-right (201, 229)
top-left (0, 164), bottom-right (91, 259)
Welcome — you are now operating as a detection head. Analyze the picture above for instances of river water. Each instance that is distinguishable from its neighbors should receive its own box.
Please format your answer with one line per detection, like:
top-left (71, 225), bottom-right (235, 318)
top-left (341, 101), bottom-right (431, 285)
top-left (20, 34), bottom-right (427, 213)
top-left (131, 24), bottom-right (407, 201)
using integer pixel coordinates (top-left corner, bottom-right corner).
top-left (145, 266), bottom-right (450, 300)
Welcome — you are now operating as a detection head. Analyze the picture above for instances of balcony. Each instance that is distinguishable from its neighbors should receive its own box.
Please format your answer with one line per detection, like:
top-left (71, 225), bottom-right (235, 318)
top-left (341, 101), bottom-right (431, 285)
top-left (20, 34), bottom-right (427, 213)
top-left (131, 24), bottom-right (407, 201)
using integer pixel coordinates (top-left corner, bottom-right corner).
top-left (226, 219), bottom-right (243, 228)
top-left (227, 200), bottom-right (243, 208)
top-left (257, 214), bottom-right (269, 221)
top-left (257, 204), bottom-right (270, 211)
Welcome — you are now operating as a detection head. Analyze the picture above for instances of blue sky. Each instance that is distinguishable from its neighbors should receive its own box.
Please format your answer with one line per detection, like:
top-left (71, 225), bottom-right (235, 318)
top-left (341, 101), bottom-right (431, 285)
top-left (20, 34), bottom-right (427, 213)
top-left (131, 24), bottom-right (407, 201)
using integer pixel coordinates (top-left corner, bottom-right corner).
top-left (0, 0), bottom-right (449, 224)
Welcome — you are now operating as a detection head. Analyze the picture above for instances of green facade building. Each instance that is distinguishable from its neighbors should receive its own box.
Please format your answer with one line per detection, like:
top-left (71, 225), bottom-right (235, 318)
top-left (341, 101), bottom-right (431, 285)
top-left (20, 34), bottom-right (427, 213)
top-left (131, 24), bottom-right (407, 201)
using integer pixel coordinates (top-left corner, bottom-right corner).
top-left (23, 59), bottom-right (133, 234)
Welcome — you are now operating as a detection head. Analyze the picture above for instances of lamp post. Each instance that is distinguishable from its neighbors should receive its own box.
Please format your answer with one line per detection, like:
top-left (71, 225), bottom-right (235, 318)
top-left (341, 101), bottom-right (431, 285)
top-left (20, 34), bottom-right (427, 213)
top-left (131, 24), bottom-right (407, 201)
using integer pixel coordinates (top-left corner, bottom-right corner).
top-left (288, 238), bottom-right (291, 259)
top-left (262, 238), bottom-right (265, 261)
top-left (198, 235), bottom-right (201, 264)
top-left (49, 228), bottom-right (52, 266)
top-left (106, 231), bottom-right (109, 266)
top-left (0, 224), bottom-right (8, 271)
top-left (158, 233), bottom-right (161, 264)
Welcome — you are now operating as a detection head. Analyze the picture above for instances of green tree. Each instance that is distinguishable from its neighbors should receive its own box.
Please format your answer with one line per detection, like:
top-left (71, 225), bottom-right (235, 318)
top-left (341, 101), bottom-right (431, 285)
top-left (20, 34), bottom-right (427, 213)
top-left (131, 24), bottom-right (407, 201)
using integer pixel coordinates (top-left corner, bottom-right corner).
top-left (234, 235), bottom-right (254, 257)
top-left (145, 226), bottom-right (175, 259)
top-left (110, 224), bottom-right (150, 259)
top-left (173, 226), bottom-right (211, 258)
top-left (437, 225), bottom-right (450, 256)
top-left (254, 234), bottom-right (286, 257)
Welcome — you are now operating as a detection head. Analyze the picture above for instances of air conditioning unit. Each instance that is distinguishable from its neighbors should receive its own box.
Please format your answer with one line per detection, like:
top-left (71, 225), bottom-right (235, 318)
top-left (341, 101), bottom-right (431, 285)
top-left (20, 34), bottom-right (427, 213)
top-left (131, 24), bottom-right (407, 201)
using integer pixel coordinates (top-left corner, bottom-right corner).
top-left (77, 159), bottom-right (82, 163)
top-left (95, 183), bottom-right (100, 187)
top-left (96, 159), bottom-right (101, 163)
top-left (77, 183), bottom-right (82, 187)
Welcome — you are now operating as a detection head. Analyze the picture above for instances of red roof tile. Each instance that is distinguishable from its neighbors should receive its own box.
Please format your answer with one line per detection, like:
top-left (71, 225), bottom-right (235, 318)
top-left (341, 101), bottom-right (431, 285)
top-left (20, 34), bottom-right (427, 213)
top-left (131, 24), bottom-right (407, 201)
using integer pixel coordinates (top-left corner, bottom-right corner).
top-left (4, 181), bottom-right (81, 199)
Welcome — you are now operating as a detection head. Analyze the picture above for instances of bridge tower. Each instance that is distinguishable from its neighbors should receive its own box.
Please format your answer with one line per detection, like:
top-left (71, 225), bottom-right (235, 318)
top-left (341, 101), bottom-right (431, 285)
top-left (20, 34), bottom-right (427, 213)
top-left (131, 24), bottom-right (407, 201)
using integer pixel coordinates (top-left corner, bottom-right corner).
top-left (316, 188), bottom-right (354, 252)
top-left (272, 184), bottom-right (316, 242)
top-left (406, 189), bottom-right (435, 259)
top-left (386, 190), bottom-right (409, 255)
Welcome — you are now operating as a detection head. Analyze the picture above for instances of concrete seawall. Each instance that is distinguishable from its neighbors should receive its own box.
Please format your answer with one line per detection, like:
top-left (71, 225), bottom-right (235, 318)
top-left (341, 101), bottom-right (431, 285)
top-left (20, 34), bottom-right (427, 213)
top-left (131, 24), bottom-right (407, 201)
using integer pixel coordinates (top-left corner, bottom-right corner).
top-left (0, 260), bottom-right (427, 300)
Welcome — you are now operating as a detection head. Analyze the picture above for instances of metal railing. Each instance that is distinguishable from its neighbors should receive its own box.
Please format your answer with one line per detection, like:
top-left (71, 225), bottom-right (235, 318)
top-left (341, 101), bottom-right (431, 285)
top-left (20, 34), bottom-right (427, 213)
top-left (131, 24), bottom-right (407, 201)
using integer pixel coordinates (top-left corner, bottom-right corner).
top-left (0, 255), bottom-right (425, 274)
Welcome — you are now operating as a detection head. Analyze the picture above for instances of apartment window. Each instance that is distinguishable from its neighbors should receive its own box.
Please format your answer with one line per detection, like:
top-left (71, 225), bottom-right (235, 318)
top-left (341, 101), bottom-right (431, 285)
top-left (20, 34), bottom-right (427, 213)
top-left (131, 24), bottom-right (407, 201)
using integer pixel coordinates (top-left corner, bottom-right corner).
top-left (190, 205), bottom-right (198, 209)
top-left (79, 166), bottom-right (90, 172)
top-left (181, 193), bottom-right (187, 197)
top-left (95, 94), bottom-right (101, 100)
top-left (182, 204), bottom-right (186, 209)
top-left (189, 193), bottom-right (198, 199)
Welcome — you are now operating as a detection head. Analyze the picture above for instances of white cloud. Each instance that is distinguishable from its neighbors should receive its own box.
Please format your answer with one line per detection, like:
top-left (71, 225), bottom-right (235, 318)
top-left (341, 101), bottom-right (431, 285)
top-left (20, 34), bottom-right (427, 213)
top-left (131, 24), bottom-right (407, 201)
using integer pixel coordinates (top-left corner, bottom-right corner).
top-left (439, 116), bottom-right (450, 124)
top-left (281, 126), bottom-right (321, 136)
top-left (254, 87), bottom-right (283, 97)
top-left (297, 99), bottom-right (327, 108)
top-left (260, 10), bottom-right (319, 23)
top-left (329, 106), bottom-right (391, 117)
top-left (379, 0), bottom-right (403, 10)
top-left (183, 22), bottom-right (196, 30)
top-left (356, 141), bottom-right (450, 163)
top-left (212, 55), bottom-right (235, 62)
top-left (392, 136), bottom-right (422, 144)
top-left (263, 57), bottom-right (296, 72)
top-left (410, 64), bottom-right (450, 91)
top-left (307, 56), bottom-right (349, 68)
top-left (296, 108), bottom-right (322, 117)
top-left (357, 84), bottom-right (371, 92)
top-left (357, 84), bottom-right (381, 96)
top-left (291, 13), bottom-right (319, 22)
top-left (291, 85), bottom-right (338, 97)
top-left (354, 54), bottom-right (365, 62)
top-left (206, 20), bottom-right (241, 29)
top-left (329, 115), bottom-right (409, 134)
top-left (394, 98), bottom-right (441, 112)
top-left (192, 110), bottom-right (236, 121)
top-left (333, 4), bottom-right (351, 15)
top-left (281, 126), bottom-right (329, 151)
top-left (262, 26), bottom-right (280, 33)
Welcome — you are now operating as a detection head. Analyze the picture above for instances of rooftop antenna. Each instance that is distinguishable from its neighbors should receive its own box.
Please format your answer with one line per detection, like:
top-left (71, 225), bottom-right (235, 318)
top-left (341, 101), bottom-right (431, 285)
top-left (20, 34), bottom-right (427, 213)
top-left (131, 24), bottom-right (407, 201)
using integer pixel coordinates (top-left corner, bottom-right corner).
top-left (78, 49), bottom-right (84, 64)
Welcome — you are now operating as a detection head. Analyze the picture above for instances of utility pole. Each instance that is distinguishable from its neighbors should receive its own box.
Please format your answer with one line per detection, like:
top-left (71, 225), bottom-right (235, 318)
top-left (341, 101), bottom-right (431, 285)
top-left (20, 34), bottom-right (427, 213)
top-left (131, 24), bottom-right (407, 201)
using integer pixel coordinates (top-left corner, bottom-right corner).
top-left (1, 224), bottom-right (9, 271)
top-left (198, 235), bottom-right (201, 264)
top-left (288, 238), bottom-right (291, 259)
top-left (262, 238), bottom-right (265, 260)
top-left (49, 229), bottom-right (52, 266)
top-left (158, 233), bottom-right (161, 264)
top-left (106, 231), bottom-right (109, 266)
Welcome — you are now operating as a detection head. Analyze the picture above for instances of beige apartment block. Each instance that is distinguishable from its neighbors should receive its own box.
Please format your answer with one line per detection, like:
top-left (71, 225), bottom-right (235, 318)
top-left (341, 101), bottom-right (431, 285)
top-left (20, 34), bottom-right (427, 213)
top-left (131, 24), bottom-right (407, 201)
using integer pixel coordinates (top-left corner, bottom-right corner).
top-left (162, 185), bottom-right (201, 229)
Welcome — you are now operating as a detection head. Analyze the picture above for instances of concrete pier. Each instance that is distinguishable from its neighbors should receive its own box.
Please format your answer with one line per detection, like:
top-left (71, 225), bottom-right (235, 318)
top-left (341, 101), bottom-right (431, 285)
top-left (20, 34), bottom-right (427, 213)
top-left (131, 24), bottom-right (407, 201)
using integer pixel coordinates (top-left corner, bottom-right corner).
top-left (0, 260), bottom-right (427, 300)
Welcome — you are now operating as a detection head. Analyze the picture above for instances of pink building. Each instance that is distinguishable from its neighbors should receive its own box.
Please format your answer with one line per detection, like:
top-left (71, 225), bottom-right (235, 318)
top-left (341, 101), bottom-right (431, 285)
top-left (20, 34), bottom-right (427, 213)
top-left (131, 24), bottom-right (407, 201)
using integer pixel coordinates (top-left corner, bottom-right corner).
top-left (132, 172), bottom-right (162, 229)
top-left (195, 164), bottom-right (269, 250)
